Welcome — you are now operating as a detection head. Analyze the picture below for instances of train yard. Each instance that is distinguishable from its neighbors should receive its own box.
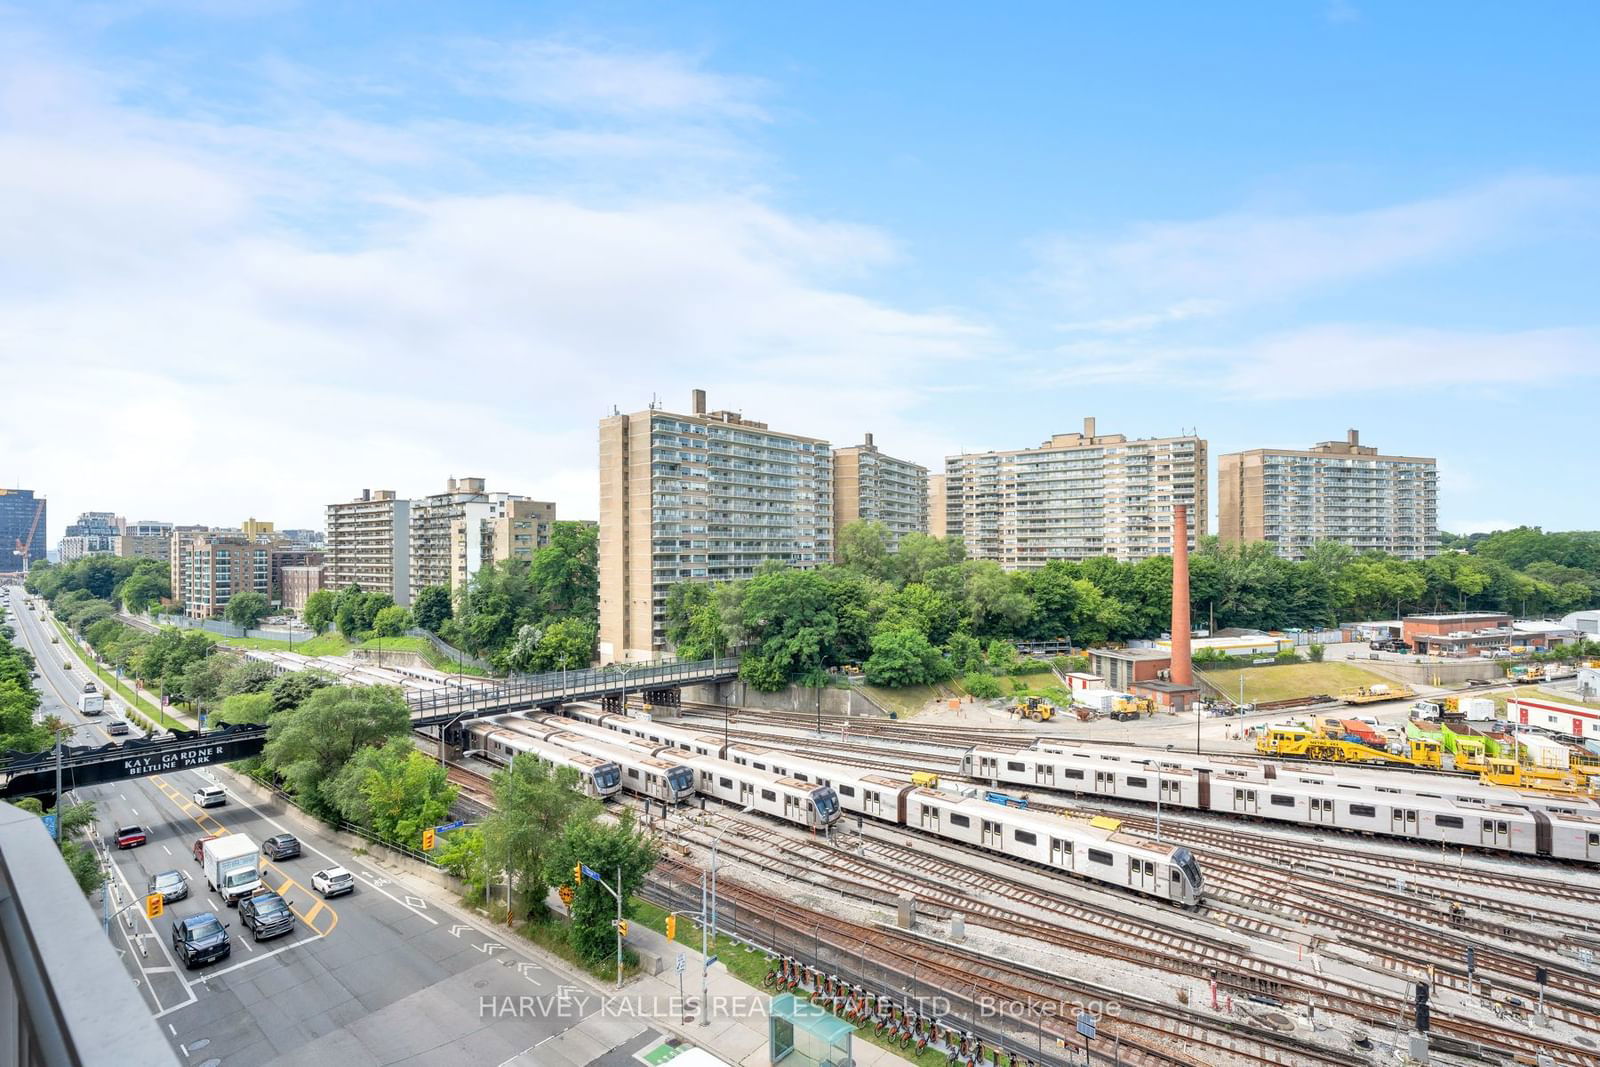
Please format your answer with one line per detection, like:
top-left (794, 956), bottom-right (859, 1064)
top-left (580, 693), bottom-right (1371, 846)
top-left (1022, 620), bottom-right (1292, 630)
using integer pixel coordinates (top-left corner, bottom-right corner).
top-left (433, 698), bottom-right (1600, 1066)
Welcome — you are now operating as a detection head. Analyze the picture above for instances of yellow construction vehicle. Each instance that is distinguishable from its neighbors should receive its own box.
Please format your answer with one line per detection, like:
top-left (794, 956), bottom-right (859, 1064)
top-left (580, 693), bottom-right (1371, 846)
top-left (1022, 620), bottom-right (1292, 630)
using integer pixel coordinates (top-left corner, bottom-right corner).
top-left (1478, 757), bottom-right (1589, 794)
top-left (1011, 696), bottom-right (1055, 722)
top-left (1110, 696), bottom-right (1156, 721)
top-left (1255, 726), bottom-right (1444, 768)
top-left (1340, 683), bottom-right (1416, 705)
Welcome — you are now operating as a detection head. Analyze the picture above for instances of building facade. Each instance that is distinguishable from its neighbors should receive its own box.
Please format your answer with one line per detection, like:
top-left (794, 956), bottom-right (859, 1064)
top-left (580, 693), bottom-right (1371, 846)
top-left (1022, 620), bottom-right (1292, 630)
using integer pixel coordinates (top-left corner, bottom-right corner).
top-left (325, 490), bottom-right (411, 605)
top-left (832, 434), bottom-right (927, 550)
top-left (927, 474), bottom-right (947, 539)
top-left (487, 499), bottom-right (558, 570)
top-left (1401, 612), bottom-right (1513, 657)
top-left (943, 418), bottom-right (1206, 567)
top-left (1217, 430), bottom-right (1438, 561)
top-left (114, 521), bottom-right (177, 562)
top-left (410, 478), bottom-right (555, 598)
top-left (0, 489), bottom-right (47, 571)
top-left (280, 564), bottom-right (325, 615)
top-left (171, 530), bottom-right (324, 618)
top-left (599, 389), bottom-right (833, 662)
top-left (59, 512), bottom-right (124, 562)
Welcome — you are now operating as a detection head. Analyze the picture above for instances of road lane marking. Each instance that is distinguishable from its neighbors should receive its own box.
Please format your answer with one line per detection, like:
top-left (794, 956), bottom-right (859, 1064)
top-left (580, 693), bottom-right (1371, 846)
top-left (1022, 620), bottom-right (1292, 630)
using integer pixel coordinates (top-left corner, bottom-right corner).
top-left (162, 844), bottom-right (172, 855)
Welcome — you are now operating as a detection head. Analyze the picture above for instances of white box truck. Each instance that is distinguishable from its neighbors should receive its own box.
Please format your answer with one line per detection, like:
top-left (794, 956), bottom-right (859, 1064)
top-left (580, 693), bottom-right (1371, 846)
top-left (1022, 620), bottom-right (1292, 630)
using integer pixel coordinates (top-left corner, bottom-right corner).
top-left (76, 691), bottom-right (104, 715)
top-left (203, 834), bottom-right (263, 906)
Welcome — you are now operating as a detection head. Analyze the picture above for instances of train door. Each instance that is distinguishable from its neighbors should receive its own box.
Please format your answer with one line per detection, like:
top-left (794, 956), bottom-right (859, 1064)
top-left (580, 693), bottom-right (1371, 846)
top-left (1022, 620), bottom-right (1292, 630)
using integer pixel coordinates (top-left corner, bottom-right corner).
top-left (1049, 837), bottom-right (1072, 869)
top-left (1309, 797), bottom-right (1336, 824)
top-left (920, 805), bottom-right (941, 832)
top-left (1232, 787), bottom-right (1257, 814)
top-left (783, 794), bottom-right (798, 822)
top-left (1479, 818), bottom-right (1508, 848)
top-left (1196, 769), bottom-right (1211, 810)
top-left (1095, 770), bottom-right (1116, 796)
top-left (864, 790), bottom-right (881, 819)
top-left (1389, 808), bottom-right (1418, 835)
top-left (1160, 778), bottom-right (1181, 806)
top-left (1128, 858), bottom-right (1154, 893)
top-left (981, 819), bottom-right (1002, 848)
top-left (978, 755), bottom-right (997, 779)
top-left (1588, 831), bottom-right (1599, 861)
top-left (740, 781), bottom-right (754, 807)
top-left (1532, 811), bottom-right (1553, 857)
top-left (1034, 761), bottom-right (1055, 787)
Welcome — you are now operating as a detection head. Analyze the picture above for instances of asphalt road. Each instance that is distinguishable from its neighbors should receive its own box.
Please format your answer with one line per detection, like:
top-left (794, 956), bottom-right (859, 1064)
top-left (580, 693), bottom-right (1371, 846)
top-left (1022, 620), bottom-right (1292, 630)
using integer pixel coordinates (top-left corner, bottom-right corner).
top-left (5, 591), bottom-right (660, 1066)
top-left (5, 590), bottom-right (144, 748)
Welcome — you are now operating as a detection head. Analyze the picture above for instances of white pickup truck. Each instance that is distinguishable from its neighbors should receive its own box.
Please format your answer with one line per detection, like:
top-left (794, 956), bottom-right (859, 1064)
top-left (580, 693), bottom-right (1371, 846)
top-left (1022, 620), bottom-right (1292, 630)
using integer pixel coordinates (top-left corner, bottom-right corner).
top-left (203, 833), bottom-right (263, 906)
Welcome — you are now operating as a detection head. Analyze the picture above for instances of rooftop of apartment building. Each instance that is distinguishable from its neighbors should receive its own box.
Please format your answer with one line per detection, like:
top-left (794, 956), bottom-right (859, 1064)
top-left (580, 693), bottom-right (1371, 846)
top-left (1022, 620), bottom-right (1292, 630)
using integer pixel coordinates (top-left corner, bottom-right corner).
top-left (624, 388), bottom-right (831, 444)
top-left (1222, 429), bottom-right (1435, 463)
top-left (948, 417), bottom-right (1203, 459)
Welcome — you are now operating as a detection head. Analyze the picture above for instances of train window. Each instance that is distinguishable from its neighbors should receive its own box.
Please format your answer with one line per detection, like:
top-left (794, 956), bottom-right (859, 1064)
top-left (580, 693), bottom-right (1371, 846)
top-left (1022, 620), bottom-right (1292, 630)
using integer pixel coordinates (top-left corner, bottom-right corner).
top-left (1144, 861), bottom-right (1154, 876)
top-left (1087, 849), bottom-right (1113, 866)
top-left (1063, 769), bottom-right (1084, 780)
top-left (627, 768), bottom-right (640, 779)
top-left (949, 814), bottom-right (970, 828)
top-left (1013, 830), bottom-right (1037, 846)
top-left (1418, 793), bottom-right (1440, 799)
top-left (1337, 784), bottom-right (1359, 790)
top-left (1007, 761), bottom-right (1026, 772)
top-left (1350, 804), bottom-right (1376, 818)
top-left (1589, 834), bottom-right (1598, 846)
top-left (1127, 777), bottom-right (1147, 788)
top-left (1436, 816), bottom-right (1464, 829)
top-left (761, 789), bottom-right (776, 802)
top-left (754, 762), bottom-right (767, 771)
top-left (1270, 795), bottom-right (1295, 807)
top-left (795, 773), bottom-right (808, 782)
top-left (1496, 821), bottom-right (1508, 833)
top-left (839, 785), bottom-right (856, 797)
top-left (719, 777), bottom-right (733, 789)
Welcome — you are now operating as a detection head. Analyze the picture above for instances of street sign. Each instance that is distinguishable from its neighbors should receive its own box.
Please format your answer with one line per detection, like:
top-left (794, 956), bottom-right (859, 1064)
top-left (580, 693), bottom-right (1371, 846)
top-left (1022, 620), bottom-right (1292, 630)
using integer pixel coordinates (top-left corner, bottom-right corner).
top-left (435, 820), bottom-right (466, 833)
top-left (1076, 1012), bottom-right (1096, 1039)
top-left (705, 955), bottom-right (719, 967)
top-left (675, 953), bottom-right (686, 974)
top-left (40, 813), bottom-right (56, 837)
top-left (580, 863), bottom-right (601, 881)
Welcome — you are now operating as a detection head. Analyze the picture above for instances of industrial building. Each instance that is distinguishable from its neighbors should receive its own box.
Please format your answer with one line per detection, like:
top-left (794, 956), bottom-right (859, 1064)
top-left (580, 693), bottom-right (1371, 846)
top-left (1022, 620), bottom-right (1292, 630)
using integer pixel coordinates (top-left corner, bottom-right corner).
top-left (942, 418), bottom-right (1205, 566)
top-left (832, 434), bottom-right (927, 550)
top-left (1217, 430), bottom-right (1438, 561)
top-left (599, 389), bottom-right (833, 662)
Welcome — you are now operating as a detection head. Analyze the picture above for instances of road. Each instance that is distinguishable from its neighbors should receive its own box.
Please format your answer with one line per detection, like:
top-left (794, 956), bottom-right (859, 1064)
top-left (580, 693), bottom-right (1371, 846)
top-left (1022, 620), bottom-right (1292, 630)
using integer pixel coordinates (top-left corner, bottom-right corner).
top-left (6, 590), bottom-right (145, 748)
top-left (5, 591), bottom-right (664, 1065)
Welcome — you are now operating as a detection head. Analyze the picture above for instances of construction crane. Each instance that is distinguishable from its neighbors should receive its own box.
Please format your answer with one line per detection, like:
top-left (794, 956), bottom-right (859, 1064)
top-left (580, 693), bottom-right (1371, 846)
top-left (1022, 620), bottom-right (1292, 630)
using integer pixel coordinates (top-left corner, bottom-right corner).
top-left (10, 496), bottom-right (46, 575)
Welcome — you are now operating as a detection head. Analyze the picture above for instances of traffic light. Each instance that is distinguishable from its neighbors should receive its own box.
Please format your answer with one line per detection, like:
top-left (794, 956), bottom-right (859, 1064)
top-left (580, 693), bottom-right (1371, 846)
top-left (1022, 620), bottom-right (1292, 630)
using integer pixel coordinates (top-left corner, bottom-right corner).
top-left (617, 920), bottom-right (629, 938)
top-left (422, 828), bottom-right (436, 851)
top-left (573, 864), bottom-right (582, 886)
top-left (666, 915), bottom-right (677, 941)
top-left (144, 893), bottom-right (163, 920)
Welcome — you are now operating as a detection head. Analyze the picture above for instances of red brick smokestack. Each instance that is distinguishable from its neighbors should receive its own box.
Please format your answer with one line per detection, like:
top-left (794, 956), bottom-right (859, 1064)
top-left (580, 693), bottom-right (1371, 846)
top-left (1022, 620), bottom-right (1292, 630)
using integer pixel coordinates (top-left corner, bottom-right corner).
top-left (1170, 504), bottom-right (1193, 686)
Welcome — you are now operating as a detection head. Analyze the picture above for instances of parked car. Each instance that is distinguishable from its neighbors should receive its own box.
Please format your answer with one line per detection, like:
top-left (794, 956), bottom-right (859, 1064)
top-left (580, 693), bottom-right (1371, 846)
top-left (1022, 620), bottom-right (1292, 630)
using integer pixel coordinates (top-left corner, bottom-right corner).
top-left (114, 825), bottom-right (147, 850)
top-left (171, 913), bottom-right (231, 969)
top-left (193, 785), bottom-right (227, 808)
top-left (238, 890), bottom-right (296, 941)
top-left (262, 834), bottom-right (301, 861)
top-left (311, 867), bottom-right (355, 898)
top-left (148, 870), bottom-right (190, 904)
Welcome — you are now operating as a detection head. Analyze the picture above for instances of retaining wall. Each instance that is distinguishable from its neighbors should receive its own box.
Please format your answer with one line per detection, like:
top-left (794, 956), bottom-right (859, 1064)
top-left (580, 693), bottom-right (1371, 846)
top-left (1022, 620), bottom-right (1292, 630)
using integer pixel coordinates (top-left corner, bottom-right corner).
top-left (679, 681), bottom-right (888, 717)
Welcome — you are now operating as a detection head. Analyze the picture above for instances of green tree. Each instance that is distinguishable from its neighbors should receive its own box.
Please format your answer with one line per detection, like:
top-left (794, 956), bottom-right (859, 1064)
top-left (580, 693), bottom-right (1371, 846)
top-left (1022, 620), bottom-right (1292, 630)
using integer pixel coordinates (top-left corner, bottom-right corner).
top-left (502, 618), bottom-right (596, 673)
top-left (262, 685), bottom-right (413, 816)
top-left (1307, 642), bottom-right (1326, 663)
top-left (370, 605), bottom-right (411, 638)
top-left (222, 658), bottom-right (279, 696)
top-left (663, 582), bottom-right (727, 660)
top-left (180, 654), bottom-right (235, 719)
top-left (209, 691), bottom-right (275, 727)
top-left (546, 810), bottom-right (658, 963)
top-left (864, 627), bottom-right (951, 687)
top-left (326, 737), bottom-right (457, 845)
top-left (302, 589), bottom-right (336, 634)
top-left (837, 520), bottom-right (893, 580)
top-left (481, 754), bottom-right (597, 920)
top-left (119, 571), bottom-right (167, 614)
top-left (529, 521), bottom-right (601, 622)
top-left (224, 590), bottom-right (270, 632)
top-left (962, 672), bottom-right (1004, 699)
top-left (412, 585), bottom-right (453, 633)
top-left (267, 669), bottom-right (334, 714)
top-left (0, 680), bottom-right (48, 753)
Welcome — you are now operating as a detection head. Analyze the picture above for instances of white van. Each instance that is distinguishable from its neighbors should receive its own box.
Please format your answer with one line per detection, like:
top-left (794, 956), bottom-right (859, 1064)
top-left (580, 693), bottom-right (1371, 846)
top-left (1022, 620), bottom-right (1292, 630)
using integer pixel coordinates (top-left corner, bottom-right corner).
top-left (193, 785), bottom-right (227, 809)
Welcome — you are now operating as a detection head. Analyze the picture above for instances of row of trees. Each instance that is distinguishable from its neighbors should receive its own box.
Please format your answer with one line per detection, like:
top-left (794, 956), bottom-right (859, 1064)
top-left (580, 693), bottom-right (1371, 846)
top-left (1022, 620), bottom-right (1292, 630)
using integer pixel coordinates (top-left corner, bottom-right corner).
top-left (0, 602), bottom-right (48, 754)
top-left (302, 584), bottom-right (411, 640)
top-left (664, 521), bottom-right (1600, 691)
top-left (24, 556), bottom-right (172, 615)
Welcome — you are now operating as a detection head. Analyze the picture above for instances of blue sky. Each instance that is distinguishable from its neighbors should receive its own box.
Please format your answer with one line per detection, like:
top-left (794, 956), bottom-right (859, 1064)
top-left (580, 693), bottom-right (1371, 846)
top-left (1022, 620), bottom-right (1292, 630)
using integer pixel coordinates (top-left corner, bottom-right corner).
top-left (3, 1), bottom-right (1597, 537)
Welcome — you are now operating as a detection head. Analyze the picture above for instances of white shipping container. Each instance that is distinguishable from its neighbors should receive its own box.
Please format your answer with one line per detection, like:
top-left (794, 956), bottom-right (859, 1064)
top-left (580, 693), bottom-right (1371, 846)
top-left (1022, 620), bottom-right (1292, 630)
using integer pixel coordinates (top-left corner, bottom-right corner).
top-left (1516, 732), bottom-right (1568, 770)
top-left (1461, 697), bottom-right (1496, 722)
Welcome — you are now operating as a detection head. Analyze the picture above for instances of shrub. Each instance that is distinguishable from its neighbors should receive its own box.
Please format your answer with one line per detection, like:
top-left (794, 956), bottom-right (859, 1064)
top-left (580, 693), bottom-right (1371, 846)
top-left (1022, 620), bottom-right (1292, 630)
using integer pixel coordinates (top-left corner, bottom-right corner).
top-left (1307, 643), bottom-right (1325, 663)
top-left (962, 672), bottom-right (1004, 700)
top-left (1273, 649), bottom-right (1303, 665)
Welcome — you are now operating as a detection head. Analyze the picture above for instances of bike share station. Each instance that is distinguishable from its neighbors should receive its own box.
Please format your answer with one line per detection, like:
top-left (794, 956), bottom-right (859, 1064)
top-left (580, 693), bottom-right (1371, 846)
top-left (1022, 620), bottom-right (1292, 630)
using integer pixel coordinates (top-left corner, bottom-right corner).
top-left (770, 992), bottom-right (854, 1067)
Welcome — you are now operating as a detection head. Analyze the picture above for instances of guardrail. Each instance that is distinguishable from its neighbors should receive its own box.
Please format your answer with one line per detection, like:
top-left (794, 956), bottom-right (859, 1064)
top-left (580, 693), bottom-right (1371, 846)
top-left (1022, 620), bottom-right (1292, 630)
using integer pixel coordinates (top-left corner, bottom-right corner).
top-left (406, 657), bottom-right (742, 723)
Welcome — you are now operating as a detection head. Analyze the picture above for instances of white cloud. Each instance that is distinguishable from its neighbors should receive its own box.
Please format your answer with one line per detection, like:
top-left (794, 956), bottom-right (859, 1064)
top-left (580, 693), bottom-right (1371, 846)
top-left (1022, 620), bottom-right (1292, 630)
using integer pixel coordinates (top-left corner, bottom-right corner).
top-left (1040, 175), bottom-right (1592, 330)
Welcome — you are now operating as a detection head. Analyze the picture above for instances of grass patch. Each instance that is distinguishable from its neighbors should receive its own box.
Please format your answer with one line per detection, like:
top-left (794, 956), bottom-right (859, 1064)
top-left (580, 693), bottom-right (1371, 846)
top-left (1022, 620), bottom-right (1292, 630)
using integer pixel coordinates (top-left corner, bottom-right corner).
top-left (860, 683), bottom-right (967, 718)
top-left (1197, 661), bottom-right (1394, 705)
top-left (356, 636), bottom-right (495, 677)
top-left (513, 910), bottom-right (644, 984)
top-left (211, 632), bottom-right (355, 657)
top-left (1492, 686), bottom-right (1600, 712)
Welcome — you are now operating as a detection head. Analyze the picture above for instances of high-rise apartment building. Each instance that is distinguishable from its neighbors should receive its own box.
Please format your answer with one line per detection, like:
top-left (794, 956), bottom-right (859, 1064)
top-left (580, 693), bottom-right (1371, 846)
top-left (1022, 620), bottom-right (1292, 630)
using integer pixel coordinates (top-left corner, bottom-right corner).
top-left (485, 499), bottom-right (558, 571)
top-left (1217, 430), bottom-right (1439, 561)
top-left (927, 474), bottom-right (948, 539)
top-left (410, 478), bottom-right (555, 598)
top-left (171, 530), bottom-right (325, 617)
top-left (114, 521), bottom-right (178, 562)
top-left (325, 490), bottom-right (411, 605)
top-left (59, 512), bottom-right (124, 562)
top-left (280, 565), bottom-right (325, 615)
top-left (944, 417), bottom-right (1206, 567)
top-left (0, 489), bottom-right (46, 572)
top-left (599, 389), bottom-right (833, 662)
top-left (832, 434), bottom-right (927, 550)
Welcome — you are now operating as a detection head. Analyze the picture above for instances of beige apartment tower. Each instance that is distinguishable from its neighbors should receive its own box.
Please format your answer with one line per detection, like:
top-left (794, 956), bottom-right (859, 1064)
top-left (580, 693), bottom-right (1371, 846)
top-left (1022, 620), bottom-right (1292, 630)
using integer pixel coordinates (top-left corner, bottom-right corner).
top-left (599, 389), bottom-right (833, 662)
top-left (410, 477), bottom-right (555, 598)
top-left (926, 474), bottom-right (947, 539)
top-left (944, 417), bottom-right (1206, 567)
top-left (324, 490), bottom-right (411, 605)
top-left (832, 434), bottom-right (927, 549)
top-left (1217, 430), bottom-right (1438, 561)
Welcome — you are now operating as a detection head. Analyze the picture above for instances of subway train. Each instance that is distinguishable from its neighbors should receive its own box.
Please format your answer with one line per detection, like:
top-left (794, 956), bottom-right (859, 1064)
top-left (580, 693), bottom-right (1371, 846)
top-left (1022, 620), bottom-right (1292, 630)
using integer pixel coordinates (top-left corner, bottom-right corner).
top-left (549, 710), bottom-right (1203, 905)
top-left (464, 718), bottom-right (623, 798)
top-left (968, 743), bottom-right (1600, 863)
top-left (505, 715), bottom-right (697, 805)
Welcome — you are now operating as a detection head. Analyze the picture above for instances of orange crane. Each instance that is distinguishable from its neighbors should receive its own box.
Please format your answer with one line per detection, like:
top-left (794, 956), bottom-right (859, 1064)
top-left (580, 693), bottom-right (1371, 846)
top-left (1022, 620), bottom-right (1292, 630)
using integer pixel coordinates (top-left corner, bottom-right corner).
top-left (10, 496), bottom-right (45, 574)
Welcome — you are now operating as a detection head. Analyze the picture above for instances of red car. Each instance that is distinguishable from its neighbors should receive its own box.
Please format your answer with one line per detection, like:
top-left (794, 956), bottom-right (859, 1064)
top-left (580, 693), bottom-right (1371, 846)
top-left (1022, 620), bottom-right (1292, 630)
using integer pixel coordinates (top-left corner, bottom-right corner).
top-left (115, 825), bottom-right (147, 849)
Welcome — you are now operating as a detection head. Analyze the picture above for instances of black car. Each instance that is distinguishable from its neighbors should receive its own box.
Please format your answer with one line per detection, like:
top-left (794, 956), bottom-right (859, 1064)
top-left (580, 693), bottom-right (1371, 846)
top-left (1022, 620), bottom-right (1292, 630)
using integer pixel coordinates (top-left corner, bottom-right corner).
top-left (148, 869), bottom-right (189, 904)
top-left (171, 913), bottom-right (231, 969)
top-left (262, 834), bottom-right (301, 860)
top-left (238, 890), bottom-right (296, 941)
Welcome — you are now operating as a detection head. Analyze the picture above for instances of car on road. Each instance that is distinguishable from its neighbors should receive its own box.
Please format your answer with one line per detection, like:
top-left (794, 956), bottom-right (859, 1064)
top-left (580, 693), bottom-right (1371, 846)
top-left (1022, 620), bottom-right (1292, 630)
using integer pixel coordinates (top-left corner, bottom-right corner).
top-left (262, 834), bottom-right (301, 860)
top-left (312, 867), bottom-right (355, 898)
top-left (61, 662), bottom-right (71, 671)
top-left (148, 869), bottom-right (189, 903)
top-left (193, 785), bottom-right (227, 808)
top-left (238, 890), bottom-right (296, 941)
top-left (82, 680), bottom-right (96, 693)
top-left (114, 825), bottom-right (147, 849)
top-left (192, 837), bottom-right (210, 864)
top-left (171, 913), bottom-right (231, 969)
top-left (106, 719), bottom-right (130, 736)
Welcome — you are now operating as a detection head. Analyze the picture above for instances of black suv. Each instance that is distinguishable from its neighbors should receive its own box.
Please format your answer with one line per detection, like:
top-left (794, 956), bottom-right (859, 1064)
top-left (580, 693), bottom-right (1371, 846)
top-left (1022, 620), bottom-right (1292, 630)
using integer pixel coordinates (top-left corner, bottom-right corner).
top-left (238, 890), bottom-right (296, 941)
top-left (262, 834), bottom-right (301, 860)
top-left (171, 913), bottom-right (231, 969)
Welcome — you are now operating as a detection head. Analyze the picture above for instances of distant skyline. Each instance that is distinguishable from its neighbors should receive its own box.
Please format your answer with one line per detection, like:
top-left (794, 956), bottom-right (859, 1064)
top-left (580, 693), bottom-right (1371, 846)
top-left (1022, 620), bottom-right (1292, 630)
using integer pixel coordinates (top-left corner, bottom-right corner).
top-left (3, 2), bottom-right (1597, 540)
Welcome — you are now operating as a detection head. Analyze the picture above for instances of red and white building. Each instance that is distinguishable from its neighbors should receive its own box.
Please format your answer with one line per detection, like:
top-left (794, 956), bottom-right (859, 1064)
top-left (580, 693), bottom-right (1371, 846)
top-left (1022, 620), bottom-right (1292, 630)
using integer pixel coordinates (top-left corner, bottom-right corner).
top-left (1508, 696), bottom-right (1600, 741)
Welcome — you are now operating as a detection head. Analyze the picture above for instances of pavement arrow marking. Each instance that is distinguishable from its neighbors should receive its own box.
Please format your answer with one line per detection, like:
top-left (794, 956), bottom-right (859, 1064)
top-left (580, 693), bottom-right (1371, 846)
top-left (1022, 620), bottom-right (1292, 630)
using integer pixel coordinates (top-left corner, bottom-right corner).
top-left (449, 924), bottom-right (471, 937)
top-left (476, 942), bottom-right (505, 955)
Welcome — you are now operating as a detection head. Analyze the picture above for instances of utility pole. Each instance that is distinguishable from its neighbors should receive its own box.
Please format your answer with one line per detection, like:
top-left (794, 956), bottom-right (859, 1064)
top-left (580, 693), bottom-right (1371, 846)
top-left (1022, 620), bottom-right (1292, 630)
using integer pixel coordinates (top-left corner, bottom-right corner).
top-left (53, 727), bottom-right (63, 842)
top-left (578, 863), bottom-right (627, 990)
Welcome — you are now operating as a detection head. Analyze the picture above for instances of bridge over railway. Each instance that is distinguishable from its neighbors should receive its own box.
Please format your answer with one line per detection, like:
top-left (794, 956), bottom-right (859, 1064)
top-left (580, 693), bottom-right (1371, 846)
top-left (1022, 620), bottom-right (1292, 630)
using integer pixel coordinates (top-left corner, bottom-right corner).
top-left (0, 659), bottom-right (742, 798)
